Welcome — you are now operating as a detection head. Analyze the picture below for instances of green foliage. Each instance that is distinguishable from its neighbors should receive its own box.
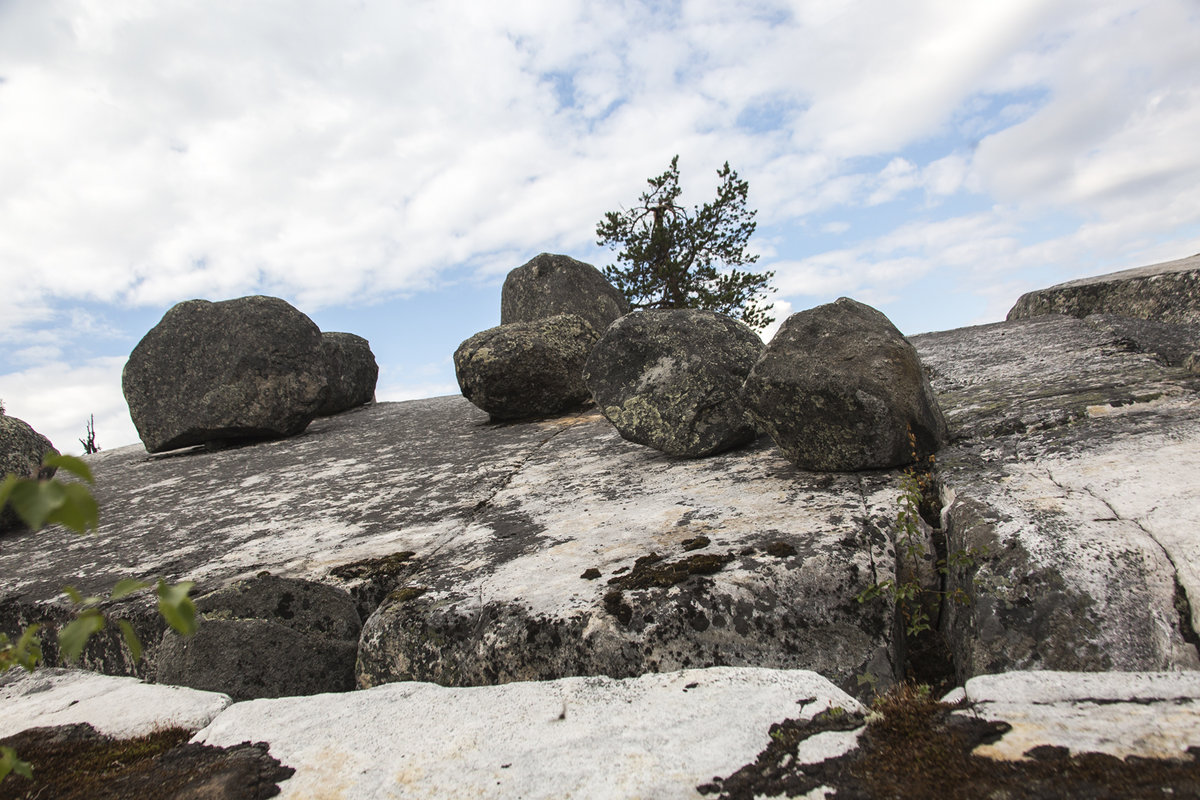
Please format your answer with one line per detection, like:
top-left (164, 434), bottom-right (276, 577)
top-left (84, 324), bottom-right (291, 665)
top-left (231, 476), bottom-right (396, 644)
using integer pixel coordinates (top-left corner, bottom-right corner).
top-left (596, 155), bottom-right (776, 331)
top-left (1, 745), bottom-right (34, 783)
top-left (156, 579), bottom-right (198, 638)
top-left (0, 455), bottom-right (200, 783)
top-left (857, 433), bottom-right (984, 637)
top-left (0, 453), bottom-right (98, 533)
top-left (0, 625), bottom-right (43, 673)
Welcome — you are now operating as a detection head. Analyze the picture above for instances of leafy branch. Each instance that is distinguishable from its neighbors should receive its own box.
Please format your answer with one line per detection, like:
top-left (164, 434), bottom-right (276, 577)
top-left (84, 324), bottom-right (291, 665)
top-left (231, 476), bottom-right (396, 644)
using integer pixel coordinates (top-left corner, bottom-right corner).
top-left (0, 452), bottom-right (197, 783)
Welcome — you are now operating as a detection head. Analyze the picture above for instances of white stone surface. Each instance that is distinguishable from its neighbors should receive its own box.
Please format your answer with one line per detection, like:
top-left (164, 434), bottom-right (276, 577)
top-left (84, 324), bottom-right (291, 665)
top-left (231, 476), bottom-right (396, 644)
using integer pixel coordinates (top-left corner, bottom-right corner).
top-left (0, 667), bottom-right (232, 739)
top-left (1035, 434), bottom-right (1200, 639)
top-left (955, 671), bottom-right (1200, 761)
top-left (194, 667), bottom-right (863, 800)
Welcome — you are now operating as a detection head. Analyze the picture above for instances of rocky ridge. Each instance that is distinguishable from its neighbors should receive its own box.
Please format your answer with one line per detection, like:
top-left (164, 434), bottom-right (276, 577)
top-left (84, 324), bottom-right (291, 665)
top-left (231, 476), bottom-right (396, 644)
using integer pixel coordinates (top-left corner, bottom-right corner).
top-left (3, 254), bottom-right (1200, 797)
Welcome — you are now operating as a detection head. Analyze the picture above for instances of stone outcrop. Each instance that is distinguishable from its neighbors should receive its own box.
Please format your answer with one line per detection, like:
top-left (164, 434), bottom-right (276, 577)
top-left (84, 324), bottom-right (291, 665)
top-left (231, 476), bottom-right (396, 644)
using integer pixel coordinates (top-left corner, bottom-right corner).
top-left (316, 331), bottom-right (378, 416)
top-left (122, 296), bottom-right (328, 453)
top-left (453, 314), bottom-right (598, 420)
top-left (3, 289), bottom-right (1199, 721)
top-left (1, 668), bottom-right (231, 739)
top-left (912, 314), bottom-right (1200, 680)
top-left (0, 413), bottom-right (58, 532)
top-left (157, 574), bottom-right (361, 700)
top-left (1008, 252), bottom-right (1200, 325)
top-left (500, 252), bottom-right (630, 335)
top-left (8, 666), bottom-right (1200, 798)
top-left (741, 297), bottom-right (948, 471)
top-left (583, 309), bottom-right (763, 457)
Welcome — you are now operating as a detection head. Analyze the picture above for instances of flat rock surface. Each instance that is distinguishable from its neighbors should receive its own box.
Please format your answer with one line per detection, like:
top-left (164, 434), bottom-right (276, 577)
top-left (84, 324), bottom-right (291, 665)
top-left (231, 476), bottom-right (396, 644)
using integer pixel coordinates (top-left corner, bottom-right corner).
top-left (0, 399), bottom-right (900, 697)
top-left (193, 666), bottom-right (862, 800)
top-left (2, 311), bottom-right (1198, 694)
top-left (911, 316), bottom-right (1200, 678)
top-left (947, 670), bottom-right (1200, 762)
top-left (0, 667), bottom-right (231, 739)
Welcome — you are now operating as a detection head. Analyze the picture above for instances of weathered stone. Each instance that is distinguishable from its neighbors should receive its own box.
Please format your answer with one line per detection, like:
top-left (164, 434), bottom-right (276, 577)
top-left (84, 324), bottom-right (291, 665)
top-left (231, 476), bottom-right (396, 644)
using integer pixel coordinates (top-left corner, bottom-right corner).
top-left (501, 252), bottom-right (630, 335)
top-left (1081, 313), bottom-right (1200, 369)
top-left (0, 413), bottom-right (58, 531)
top-left (122, 295), bottom-right (328, 453)
top-left (454, 314), bottom-right (598, 420)
top-left (583, 309), bottom-right (763, 457)
top-left (944, 671), bottom-right (1200, 762)
top-left (0, 668), bottom-right (231, 739)
top-left (156, 574), bottom-right (361, 700)
top-left (4, 305), bottom-right (1199, 699)
top-left (194, 668), bottom-right (862, 800)
top-left (912, 315), bottom-right (1200, 681)
top-left (1008, 252), bottom-right (1200, 325)
top-left (316, 331), bottom-right (378, 416)
top-left (0, 398), bottom-right (899, 700)
top-left (741, 297), bottom-right (948, 471)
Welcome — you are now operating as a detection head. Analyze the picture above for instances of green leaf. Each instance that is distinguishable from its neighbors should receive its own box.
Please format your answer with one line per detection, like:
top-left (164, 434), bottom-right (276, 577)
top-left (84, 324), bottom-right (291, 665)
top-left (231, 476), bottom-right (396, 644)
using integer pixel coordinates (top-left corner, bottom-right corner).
top-left (46, 481), bottom-right (99, 534)
top-left (5, 479), bottom-right (66, 531)
top-left (43, 453), bottom-right (94, 484)
top-left (0, 745), bottom-right (34, 782)
top-left (11, 625), bottom-right (43, 672)
top-left (117, 619), bottom-right (144, 663)
top-left (63, 585), bottom-right (84, 604)
top-left (157, 580), bottom-right (197, 636)
top-left (0, 474), bottom-right (16, 514)
top-left (111, 578), bottom-right (151, 600)
top-left (58, 610), bottom-right (105, 665)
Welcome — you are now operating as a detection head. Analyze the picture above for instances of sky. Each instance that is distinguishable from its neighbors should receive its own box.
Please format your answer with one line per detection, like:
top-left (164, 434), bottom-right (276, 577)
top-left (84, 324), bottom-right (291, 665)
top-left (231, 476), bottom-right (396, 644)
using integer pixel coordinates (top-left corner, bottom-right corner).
top-left (1, 0), bottom-right (1199, 455)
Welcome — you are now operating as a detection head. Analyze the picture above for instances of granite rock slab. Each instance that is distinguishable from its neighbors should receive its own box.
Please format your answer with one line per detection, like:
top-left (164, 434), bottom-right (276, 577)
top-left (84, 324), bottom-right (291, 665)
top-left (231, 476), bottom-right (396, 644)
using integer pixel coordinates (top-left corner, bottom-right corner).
top-left (193, 666), bottom-right (863, 800)
top-left (0, 667), bottom-right (231, 739)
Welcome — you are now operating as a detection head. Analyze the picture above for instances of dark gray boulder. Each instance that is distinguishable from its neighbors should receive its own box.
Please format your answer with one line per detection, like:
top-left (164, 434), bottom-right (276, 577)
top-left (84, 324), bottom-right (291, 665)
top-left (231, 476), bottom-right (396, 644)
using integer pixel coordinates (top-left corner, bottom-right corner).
top-left (501, 253), bottom-right (630, 335)
top-left (454, 314), bottom-right (598, 420)
top-left (122, 295), bottom-right (328, 453)
top-left (1008, 252), bottom-right (1200, 325)
top-left (156, 573), bottom-right (361, 700)
top-left (583, 309), bottom-right (763, 457)
top-left (741, 297), bottom-right (947, 471)
top-left (317, 332), bottom-right (378, 416)
top-left (0, 414), bottom-right (58, 532)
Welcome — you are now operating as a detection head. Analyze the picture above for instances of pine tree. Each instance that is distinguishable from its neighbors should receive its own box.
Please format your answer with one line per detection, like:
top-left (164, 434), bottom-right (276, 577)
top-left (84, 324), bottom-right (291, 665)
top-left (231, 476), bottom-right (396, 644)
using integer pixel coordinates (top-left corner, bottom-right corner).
top-left (596, 155), bottom-right (775, 330)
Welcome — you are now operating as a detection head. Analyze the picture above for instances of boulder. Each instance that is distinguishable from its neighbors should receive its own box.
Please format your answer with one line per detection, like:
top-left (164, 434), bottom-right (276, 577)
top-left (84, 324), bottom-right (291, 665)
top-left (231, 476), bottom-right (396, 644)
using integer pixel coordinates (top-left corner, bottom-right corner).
top-left (454, 314), bottom-right (598, 420)
top-left (156, 574), bottom-right (361, 700)
top-left (0, 414), bottom-right (58, 532)
top-left (583, 309), bottom-right (763, 457)
top-left (1008, 252), bottom-right (1200, 325)
top-left (122, 295), bottom-right (328, 453)
top-left (317, 332), bottom-right (378, 416)
top-left (741, 297), bottom-right (947, 471)
top-left (500, 253), bottom-right (630, 335)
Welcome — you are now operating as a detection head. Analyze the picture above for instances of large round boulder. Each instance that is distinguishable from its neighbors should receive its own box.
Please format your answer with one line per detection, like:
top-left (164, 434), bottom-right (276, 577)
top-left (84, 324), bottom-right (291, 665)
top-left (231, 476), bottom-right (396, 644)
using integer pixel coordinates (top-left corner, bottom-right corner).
top-left (454, 314), bottom-right (598, 421)
top-left (317, 332), bottom-right (378, 416)
top-left (122, 296), bottom-right (328, 453)
top-left (501, 253), bottom-right (630, 335)
top-left (741, 297), bottom-right (948, 471)
top-left (583, 309), bottom-right (764, 457)
top-left (156, 573), bottom-right (361, 700)
top-left (0, 414), bottom-right (58, 532)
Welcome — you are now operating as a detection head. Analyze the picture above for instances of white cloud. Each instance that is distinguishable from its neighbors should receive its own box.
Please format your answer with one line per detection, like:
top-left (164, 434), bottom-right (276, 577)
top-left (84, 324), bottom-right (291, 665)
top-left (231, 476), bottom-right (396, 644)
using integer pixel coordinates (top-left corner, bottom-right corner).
top-left (0, 357), bottom-right (138, 455)
top-left (1, 0), bottom-right (1199, 423)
